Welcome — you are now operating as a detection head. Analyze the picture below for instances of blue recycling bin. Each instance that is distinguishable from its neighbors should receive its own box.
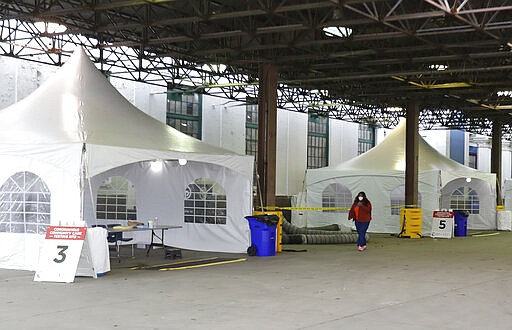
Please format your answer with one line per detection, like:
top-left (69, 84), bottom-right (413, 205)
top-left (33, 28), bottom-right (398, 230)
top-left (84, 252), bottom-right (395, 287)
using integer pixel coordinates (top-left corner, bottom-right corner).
top-left (454, 210), bottom-right (469, 237)
top-left (245, 215), bottom-right (279, 257)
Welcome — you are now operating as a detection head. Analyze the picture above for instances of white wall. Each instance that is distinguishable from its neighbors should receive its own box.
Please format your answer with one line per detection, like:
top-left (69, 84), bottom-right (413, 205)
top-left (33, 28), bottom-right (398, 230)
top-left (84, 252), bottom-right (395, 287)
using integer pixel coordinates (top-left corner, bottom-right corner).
top-left (330, 120), bottom-right (358, 164)
top-left (276, 110), bottom-right (308, 195)
top-left (201, 96), bottom-right (246, 154)
top-left (421, 129), bottom-right (450, 156)
top-left (109, 78), bottom-right (167, 123)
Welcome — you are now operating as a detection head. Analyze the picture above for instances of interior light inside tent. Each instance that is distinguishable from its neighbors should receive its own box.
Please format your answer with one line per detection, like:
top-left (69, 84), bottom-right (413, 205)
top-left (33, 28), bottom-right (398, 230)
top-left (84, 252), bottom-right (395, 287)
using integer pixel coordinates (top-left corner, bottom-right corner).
top-left (150, 160), bottom-right (163, 172)
top-left (178, 159), bottom-right (187, 166)
top-left (323, 26), bottom-right (352, 38)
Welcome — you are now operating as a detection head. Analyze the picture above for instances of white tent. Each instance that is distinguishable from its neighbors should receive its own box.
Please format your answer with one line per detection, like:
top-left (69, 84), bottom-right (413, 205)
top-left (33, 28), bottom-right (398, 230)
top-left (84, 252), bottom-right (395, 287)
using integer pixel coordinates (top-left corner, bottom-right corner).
top-left (0, 48), bottom-right (254, 270)
top-left (304, 121), bottom-right (496, 234)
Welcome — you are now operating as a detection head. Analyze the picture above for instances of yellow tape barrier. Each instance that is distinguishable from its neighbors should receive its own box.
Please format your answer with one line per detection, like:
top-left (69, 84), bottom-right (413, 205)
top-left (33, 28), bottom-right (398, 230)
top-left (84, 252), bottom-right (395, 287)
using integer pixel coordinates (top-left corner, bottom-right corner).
top-left (261, 204), bottom-right (417, 211)
top-left (262, 206), bottom-right (349, 211)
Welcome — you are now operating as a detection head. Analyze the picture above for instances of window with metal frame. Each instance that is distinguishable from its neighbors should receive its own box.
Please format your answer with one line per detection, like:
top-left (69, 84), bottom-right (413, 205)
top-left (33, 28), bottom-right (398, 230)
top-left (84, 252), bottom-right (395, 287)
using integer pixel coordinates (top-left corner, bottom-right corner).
top-left (166, 86), bottom-right (202, 139)
top-left (245, 100), bottom-right (258, 158)
top-left (307, 114), bottom-right (328, 169)
top-left (358, 123), bottom-right (375, 155)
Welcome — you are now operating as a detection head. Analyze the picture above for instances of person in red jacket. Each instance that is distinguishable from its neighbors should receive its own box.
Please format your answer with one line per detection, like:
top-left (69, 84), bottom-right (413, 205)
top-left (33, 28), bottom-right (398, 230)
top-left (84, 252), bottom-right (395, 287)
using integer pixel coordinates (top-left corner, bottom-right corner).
top-left (348, 191), bottom-right (372, 251)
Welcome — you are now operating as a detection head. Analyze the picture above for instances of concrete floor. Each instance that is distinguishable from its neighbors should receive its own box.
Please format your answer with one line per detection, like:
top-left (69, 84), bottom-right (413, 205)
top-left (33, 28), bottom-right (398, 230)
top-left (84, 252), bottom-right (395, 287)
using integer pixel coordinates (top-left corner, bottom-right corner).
top-left (2, 231), bottom-right (512, 330)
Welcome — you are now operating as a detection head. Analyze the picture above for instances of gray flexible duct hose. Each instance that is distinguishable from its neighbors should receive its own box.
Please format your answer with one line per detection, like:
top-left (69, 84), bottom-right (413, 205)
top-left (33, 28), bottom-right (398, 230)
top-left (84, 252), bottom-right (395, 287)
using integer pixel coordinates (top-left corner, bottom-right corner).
top-left (282, 232), bottom-right (369, 245)
top-left (281, 234), bottom-right (307, 244)
top-left (282, 219), bottom-right (345, 235)
top-left (303, 233), bottom-right (369, 244)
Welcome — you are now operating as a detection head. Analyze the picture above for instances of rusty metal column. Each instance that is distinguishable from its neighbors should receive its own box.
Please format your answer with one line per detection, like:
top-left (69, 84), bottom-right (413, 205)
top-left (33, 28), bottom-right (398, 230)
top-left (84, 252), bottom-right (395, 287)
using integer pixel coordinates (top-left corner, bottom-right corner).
top-left (256, 64), bottom-right (278, 208)
top-left (405, 102), bottom-right (419, 208)
top-left (491, 121), bottom-right (503, 206)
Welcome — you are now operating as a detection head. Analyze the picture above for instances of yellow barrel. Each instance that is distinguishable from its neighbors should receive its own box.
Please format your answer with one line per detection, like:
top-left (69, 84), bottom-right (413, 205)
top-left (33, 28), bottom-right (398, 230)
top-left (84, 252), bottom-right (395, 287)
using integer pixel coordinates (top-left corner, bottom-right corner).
top-left (399, 208), bottom-right (422, 238)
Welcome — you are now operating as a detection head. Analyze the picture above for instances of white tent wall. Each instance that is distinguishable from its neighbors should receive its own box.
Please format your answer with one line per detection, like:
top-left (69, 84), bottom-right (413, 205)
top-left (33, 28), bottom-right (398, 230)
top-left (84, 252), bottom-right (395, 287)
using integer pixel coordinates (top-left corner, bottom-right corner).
top-left (0, 48), bottom-right (254, 271)
top-left (504, 180), bottom-right (512, 209)
top-left (440, 177), bottom-right (496, 229)
top-left (83, 160), bottom-right (251, 253)
top-left (303, 120), bottom-right (497, 234)
top-left (305, 170), bottom-right (441, 234)
top-left (0, 144), bottom-right (83, 270)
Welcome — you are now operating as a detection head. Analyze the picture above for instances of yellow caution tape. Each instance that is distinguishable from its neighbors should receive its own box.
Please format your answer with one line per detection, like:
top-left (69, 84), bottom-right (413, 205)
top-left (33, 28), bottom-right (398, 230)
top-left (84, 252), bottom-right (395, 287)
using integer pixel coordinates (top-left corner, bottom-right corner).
top-left (261, 206), bottom-right (349, 211)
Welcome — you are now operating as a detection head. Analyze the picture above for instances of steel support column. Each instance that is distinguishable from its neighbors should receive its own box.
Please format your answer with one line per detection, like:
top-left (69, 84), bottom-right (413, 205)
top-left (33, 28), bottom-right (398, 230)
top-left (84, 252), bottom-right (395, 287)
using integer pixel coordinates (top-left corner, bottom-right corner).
top-left (405, 102), bottom-right (419, 208)
top-left (256, 64), bottom-right (278, 208)
top-left (491, 121), bottom-right (503, 206)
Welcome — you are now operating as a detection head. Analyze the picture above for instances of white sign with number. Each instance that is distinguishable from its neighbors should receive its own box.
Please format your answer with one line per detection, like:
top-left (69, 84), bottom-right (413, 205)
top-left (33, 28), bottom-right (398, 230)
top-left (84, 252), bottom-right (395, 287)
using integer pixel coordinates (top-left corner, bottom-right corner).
top-left (34, 226), bottom-right (96, 283)
top-left (431, 210), bottom-right (454, 238)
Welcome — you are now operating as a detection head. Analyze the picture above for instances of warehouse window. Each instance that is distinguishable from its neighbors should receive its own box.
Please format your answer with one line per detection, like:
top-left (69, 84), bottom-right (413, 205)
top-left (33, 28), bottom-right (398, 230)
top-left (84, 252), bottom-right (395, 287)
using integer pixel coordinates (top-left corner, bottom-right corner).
top-left (450, 186), bottom-right (479, 214)
top-left (358, 123), bottom-right (375, 155)
top-left (307, 114), bottom-right (328, 169)
top-left (166, 86), bottom-right (202, 139)
top-left (96, 176), bottom-right (137, 221)
top-left (0, 171), bottom-right (50, 234)
top-left (184, 178), bottom-right (227, 225)
top-left (245, 101), bottom-right (258, 158)
top-left (322, 183), bottom-right (351, 213)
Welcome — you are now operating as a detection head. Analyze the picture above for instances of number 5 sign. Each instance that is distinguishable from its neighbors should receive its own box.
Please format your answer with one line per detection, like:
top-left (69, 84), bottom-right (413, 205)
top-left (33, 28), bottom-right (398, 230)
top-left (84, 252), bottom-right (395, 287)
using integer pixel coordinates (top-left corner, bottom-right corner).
top-left (431, 210), bottom-right (454, 238)
top-left (34, 226), bottom-right (96, 283)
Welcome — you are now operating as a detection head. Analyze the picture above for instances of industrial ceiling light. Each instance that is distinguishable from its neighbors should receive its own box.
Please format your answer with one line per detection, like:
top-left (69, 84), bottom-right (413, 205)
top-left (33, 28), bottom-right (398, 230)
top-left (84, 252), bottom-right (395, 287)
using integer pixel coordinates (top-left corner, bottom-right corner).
top-left (497, 90), bottom-right (512, 97)
top-left (428, 64), bottom-right (448, 71)
top-left (385, 107), bottom-right (403, 112)
top-left (323, 26), bottom-right (352, 38)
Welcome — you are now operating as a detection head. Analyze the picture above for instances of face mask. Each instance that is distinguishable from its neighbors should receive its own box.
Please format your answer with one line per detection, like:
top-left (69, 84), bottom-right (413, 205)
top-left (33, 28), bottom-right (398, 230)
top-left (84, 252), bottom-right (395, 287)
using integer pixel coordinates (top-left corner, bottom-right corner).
top-left (358, 196), bottom-right (363, 201)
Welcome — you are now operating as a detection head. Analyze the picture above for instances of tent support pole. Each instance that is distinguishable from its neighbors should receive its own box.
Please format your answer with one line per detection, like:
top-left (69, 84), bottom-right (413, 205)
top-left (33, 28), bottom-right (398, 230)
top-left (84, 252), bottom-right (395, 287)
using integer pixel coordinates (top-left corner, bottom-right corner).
top-left (491, 120), bottom-right (503, 206)
top-left (405, 102), bottom-right (419, 208)
top-left (257, 63), bottom-right (278, 210)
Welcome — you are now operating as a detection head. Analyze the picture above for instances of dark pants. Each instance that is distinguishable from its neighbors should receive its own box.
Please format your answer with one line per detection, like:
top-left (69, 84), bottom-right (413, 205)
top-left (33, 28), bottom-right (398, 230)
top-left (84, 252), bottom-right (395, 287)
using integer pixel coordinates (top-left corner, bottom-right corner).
top-left (355, 221), bottom-right (370, 247)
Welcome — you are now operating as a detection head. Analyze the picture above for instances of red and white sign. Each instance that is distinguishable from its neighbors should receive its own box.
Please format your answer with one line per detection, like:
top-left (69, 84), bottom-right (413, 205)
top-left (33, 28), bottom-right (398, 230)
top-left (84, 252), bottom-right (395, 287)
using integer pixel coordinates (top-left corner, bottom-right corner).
top-left (431, 210), bottom-right (454, 238)
top-left (34, 226), bottom-right (96, 283)
top-left (45, 226), bottom-right (87, 240)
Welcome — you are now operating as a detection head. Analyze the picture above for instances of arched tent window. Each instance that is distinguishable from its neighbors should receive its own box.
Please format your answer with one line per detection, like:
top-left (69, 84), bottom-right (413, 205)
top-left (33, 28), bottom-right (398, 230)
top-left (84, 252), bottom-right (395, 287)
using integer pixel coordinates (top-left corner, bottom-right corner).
top-left (96, 176), bottom-right (137, 221)
top-left (390, 185), bottom-right (422, 215)
top-left (0, 171), bottom-right (50, 234)
top-left (322, 183), bottom-right (351, 213)
top-left (184, 178), bottom-right (227, 225)
top-left (450, 186), bottom-right (479, 214)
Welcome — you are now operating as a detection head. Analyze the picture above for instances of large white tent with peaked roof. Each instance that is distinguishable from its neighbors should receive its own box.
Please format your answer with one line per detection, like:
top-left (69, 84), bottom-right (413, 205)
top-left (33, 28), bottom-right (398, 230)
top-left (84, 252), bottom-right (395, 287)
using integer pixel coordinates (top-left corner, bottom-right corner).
top-left (304, 120), bottom-right (496, 234)
top-left (0, 48), bottom-right (254, 270)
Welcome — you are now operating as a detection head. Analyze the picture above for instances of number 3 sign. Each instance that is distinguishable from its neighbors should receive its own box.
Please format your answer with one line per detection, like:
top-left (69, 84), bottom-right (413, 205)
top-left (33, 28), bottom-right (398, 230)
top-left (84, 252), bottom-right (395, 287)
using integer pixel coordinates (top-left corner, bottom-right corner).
top-left (34, 226), bottom-right (96, 283)
top-left (431, 210), bottom-right (454, 238)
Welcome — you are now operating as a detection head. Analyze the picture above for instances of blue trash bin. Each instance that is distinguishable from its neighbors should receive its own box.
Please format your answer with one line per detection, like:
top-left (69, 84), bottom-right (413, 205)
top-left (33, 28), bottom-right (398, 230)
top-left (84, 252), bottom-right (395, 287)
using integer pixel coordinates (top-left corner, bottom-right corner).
top-left (245, 215), bottom-right (279, 257)
top-left (454, 210), bottom-right (469, 237)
